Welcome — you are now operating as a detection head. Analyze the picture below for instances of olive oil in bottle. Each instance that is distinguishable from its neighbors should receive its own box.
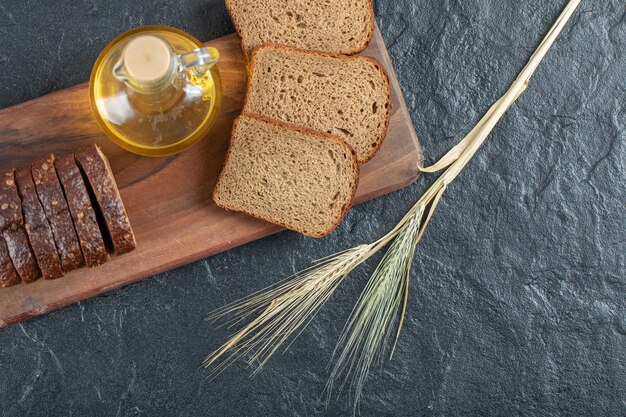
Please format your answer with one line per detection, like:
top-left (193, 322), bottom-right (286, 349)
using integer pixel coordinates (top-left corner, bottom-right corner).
top-left (90, 26), bottom-right (222, 157)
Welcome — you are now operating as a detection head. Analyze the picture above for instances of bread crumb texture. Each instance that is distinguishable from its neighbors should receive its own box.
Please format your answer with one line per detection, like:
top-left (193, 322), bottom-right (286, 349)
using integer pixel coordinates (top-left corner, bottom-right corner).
top-left (227, 0), bottom-right (374, 58)
top-left (214, 115), bottom-right (359, 237)
top-left (245, 46), bottom-right (391, 163)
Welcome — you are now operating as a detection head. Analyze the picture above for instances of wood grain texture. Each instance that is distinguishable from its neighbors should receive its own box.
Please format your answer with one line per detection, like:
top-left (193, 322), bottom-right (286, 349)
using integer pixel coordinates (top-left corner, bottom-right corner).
top-left (0, 26), bottom-right (422, 327)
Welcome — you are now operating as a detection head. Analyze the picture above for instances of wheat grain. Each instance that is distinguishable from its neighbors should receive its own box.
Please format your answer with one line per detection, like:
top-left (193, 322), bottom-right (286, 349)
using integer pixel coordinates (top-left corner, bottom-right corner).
top-left (204, 0), bottom-right (581, 409)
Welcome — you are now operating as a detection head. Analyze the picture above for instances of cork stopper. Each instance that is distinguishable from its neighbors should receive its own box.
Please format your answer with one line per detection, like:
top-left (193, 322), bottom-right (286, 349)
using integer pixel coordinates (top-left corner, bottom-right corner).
top-left (123, 35), bottom-right (172, 84)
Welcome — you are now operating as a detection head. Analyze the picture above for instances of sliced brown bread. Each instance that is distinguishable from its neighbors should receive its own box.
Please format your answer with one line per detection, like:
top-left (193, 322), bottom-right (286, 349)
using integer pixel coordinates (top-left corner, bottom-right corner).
top-left (75, 144), bottom-right (136, 256)
top-left (3, 228), bottom-right (41, 283)
top-left (15, 166), bottom-right (64, 280)
top-left (226, 0), bottom-right (374, 60)
top-left (0, 237), bottom-right (20, 287)
top-left (0, 168), bottom-right (41, 283)
top-left (0, 169), bottom-right (23, 231)
top-left (55, 154), bottom-right (109, 268)
top-left (213, 114), bottom-right (359, 238)
top-left (32, 155), bottom-right (84, 272)
top-left (244, 45), bottom-right (392, 164)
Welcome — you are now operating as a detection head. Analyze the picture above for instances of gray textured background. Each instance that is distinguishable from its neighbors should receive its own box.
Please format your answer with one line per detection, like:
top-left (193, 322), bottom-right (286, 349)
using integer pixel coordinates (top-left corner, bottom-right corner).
top-left (0, 0), bottom-right (624, 416)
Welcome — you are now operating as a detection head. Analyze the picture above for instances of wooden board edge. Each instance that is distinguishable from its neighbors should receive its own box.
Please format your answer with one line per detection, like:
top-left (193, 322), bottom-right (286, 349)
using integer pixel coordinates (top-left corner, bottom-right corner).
top-left (373, 22), bottom-right (423, 168)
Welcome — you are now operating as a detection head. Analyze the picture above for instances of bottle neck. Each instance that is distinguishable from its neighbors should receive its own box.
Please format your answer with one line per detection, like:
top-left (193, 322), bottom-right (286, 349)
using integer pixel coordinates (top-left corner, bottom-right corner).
top-left (114, 35), bottom-right (184, 112)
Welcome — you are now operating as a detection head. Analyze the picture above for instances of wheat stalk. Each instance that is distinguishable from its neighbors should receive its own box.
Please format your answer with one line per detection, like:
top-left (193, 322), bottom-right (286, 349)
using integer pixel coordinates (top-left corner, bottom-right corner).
top-left (205, 0), bottom-right (580, 408)
top-left (203, 244), bottom-right (377, 377)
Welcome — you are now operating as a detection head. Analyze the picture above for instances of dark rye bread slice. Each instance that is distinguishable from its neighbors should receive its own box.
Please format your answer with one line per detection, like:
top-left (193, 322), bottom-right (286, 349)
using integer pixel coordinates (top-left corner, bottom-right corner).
top-left (0, 169), bottom-right (23, 231)
top-left (55, 154), bottom-right (109, 268)
top-left (32, 155), bottom-right (84, 273)
top-left (4, 228), bottom-right (41, 283)
top-left (213, 114), bottom-right (359, 238)
top-left (0, 169), bottom-right (40, 283)
top-left (226, 0), bottom-right (374, 61)
top-left (244, 45), bottom-right (392, 164)
top-left (15, 166), bottom-right (64, 280)
top-left (0, 238), bottom-right (20, 287)
top-left (75, 144), bottom-right (136, 255)
top-left (0, 169), bottom-right (21, 287)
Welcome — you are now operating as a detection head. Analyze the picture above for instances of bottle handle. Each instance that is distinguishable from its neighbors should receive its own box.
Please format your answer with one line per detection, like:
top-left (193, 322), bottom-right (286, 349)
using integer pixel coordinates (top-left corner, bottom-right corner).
top-left (178, 47), bottom-right (220, 78)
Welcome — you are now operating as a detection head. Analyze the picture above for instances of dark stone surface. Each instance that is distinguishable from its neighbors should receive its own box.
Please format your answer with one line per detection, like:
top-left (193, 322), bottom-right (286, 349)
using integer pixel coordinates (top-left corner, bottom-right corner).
top-left (0, 0), bottom-right (624, 415)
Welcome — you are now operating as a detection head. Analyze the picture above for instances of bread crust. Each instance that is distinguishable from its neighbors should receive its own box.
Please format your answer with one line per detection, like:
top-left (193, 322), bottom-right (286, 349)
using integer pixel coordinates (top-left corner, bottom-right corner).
top-left (244, 44), bottom-right (392, 164)
top-left (225, 0), bottom-right (375, 61)
top-left (212, 113), bottom-right (360, 238)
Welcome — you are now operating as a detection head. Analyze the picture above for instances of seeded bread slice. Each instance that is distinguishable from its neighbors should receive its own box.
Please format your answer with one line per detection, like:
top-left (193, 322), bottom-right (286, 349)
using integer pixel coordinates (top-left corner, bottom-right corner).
top-left (226, 0), bottom-right (374, 61)
top-left (32, 155), bottom-right (84, 273)
top-left (0, 169), bottom-right (23, 231)
top-left (75, 144), bottom-right (136, 256)
top-left (15, 166), bottom-right (64, 280)
top-left (3, 228), bottom-right (40, 283)
top-left (55, 154), bottom-right (109, 268)
top-left (0, 168), bottom-right (41, 283)
top-left (244, 45), bottom-right (391, 164)
top-left (0, 237), bottom-right (20, 287)
top-left (213, 114), bottom-right (359, 238)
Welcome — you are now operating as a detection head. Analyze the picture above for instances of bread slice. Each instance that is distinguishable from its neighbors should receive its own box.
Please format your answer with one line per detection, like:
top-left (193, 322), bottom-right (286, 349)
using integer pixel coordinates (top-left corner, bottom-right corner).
top-left (75, 144), bottom-right (136, 256)
top-left (0, 168), bottom-right (41, 283)
top-left (0, 169), bottom-right (23, 231)
top-left (55, 154), bottom-right (109, 268)
top-left (15, 166), bottom-right (64, 280)
top-left (32, 155), bottom-right (84, 273)
top-left (226, 0), bottom-right (374, 61)
top-left (213, 114), bottom-right (359, 238)
top-left (3, 228), bottom-right (40, 283)
top-left (0, 237), bottom-right (20, 287)
top-left (243, 45), bottom-right (391, 164)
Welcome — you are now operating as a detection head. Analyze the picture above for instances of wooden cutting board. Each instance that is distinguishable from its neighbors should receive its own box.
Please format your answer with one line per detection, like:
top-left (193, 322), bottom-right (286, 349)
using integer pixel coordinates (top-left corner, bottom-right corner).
top-left (0, 26), bottom-right (422, 327)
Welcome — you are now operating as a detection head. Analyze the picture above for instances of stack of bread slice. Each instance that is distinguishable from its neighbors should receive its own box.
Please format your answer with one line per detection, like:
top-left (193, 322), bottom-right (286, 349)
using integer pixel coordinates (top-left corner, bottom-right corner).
top-left (0, 144), bottom-right (135, 287)
top-left (214, 0), bottom-right (391, 237)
